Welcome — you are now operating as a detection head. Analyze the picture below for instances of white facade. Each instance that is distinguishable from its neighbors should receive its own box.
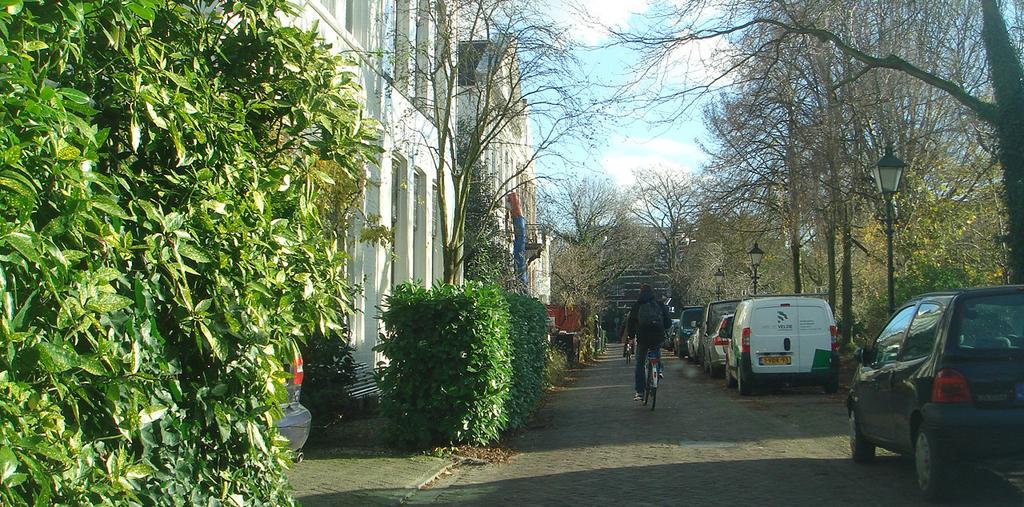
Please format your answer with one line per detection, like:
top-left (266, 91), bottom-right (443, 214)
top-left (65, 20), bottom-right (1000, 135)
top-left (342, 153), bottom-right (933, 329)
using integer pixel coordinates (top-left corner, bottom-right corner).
top-left (291, 1), bottom-right (453, 367)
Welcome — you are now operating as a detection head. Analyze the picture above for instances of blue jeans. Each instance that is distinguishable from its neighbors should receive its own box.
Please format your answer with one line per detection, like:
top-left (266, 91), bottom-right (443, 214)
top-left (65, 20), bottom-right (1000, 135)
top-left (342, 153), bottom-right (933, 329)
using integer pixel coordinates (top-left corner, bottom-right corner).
top-left (634, 345), bottom-right (662, 394)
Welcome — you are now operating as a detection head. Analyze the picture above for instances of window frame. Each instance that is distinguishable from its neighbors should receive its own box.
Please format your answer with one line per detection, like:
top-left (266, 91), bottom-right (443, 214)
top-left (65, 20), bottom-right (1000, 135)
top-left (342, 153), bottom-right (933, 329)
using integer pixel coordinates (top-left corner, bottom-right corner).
top-left (870, 304), bottom-right (918, 368)
top-left (900, 301), bottom-right (945, 361)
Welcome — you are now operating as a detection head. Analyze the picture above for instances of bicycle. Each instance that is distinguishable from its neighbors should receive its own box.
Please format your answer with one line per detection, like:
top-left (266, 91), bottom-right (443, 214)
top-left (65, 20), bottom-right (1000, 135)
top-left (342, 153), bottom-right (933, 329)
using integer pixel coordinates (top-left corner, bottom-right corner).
top-left (642, 349), bottom-right (659, 410)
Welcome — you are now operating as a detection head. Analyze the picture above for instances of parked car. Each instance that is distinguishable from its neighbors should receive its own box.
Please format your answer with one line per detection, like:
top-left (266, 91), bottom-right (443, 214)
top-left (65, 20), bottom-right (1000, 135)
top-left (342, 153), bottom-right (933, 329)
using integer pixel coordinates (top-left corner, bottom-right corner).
top-left (664, 318), bottom-right (680, 351)
top-left (702, 313), bottom-right (734, 377)
top-left (688, 299), bottom-right (740, 365)
top-left (847, 286), bottom-right (1024, 501)
top-left (276, 353), bottom-right (311, 459)
top-left (674, 306), bottom-right (703, 358)
top-left (723, 295), bottom-right (839, 395)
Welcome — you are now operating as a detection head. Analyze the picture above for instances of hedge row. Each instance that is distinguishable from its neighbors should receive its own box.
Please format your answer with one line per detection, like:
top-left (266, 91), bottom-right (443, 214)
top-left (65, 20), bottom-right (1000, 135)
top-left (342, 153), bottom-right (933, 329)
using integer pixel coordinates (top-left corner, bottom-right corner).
top-left (0, 1), bottom-right (373, 504)
top-left (376, 283), bottom-right (549, 448)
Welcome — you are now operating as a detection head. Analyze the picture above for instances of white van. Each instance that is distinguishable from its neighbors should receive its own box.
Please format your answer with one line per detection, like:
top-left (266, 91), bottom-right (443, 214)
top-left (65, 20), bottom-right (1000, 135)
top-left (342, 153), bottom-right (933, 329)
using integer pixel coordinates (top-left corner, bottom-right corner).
top-left (723, 295), bottom-right (840, 395)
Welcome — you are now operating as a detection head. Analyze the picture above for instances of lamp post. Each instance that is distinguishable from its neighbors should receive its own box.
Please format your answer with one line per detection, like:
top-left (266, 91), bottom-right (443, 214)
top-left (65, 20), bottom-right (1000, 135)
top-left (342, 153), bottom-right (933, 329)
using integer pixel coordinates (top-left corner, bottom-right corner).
top-left (873, 144), bottom-right (907, 315)
top-left (714, 268), bottom-right (725, 299)
top-left (748, 243), bottom-right (764, 295)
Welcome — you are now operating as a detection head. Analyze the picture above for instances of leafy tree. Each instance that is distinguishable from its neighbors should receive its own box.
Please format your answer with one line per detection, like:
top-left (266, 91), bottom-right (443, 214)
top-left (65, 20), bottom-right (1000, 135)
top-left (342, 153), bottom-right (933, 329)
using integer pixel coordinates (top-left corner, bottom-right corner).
top-left (0, 1), bottom-right (374, 503)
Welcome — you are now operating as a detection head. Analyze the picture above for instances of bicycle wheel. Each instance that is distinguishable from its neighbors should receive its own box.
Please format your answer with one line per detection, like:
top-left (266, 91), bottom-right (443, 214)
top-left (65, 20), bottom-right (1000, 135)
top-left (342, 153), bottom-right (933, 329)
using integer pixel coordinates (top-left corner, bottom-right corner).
top-left (650, 387), bottom-right (656, 411)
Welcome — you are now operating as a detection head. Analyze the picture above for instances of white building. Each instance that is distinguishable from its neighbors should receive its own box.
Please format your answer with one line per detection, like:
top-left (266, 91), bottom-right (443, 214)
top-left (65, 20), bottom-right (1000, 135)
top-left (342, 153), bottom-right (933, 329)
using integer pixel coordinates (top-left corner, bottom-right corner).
top-left (290, 1), bottom-right (453, 367)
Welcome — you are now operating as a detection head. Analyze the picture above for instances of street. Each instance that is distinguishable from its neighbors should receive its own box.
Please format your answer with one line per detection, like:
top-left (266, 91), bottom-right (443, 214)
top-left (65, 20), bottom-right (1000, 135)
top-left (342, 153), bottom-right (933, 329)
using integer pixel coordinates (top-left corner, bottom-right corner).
top-left (411, 344), bottom-right (1023, 506)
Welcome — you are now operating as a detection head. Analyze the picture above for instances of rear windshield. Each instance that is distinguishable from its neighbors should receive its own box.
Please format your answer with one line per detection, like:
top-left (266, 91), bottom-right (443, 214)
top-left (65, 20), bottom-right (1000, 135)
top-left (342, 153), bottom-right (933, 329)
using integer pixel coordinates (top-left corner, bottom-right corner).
top-left (708, 302), bottom-right (738, 329)
top-left (681, 309), bottom-right (702, 327)
top-left (950, 293), bottom-right (1024, 352)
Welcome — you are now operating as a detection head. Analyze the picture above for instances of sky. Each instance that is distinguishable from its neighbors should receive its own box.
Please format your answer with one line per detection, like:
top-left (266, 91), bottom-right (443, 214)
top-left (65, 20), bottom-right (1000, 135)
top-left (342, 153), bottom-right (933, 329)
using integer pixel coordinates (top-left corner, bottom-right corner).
top-left (534, 1), bottom-right (725, 187)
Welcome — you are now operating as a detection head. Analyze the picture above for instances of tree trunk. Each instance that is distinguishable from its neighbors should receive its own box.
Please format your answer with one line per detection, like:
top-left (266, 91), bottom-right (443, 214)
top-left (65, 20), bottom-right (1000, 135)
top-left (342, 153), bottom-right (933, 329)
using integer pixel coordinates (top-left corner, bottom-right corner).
top-left (790, 231), bottom-right (802, 293)
top-left (841, 205), bottom-right (854, 346)
top-left (826, 210), bottom-right (837, 310)
top-left (982, 0), bottom-right (1024, 283)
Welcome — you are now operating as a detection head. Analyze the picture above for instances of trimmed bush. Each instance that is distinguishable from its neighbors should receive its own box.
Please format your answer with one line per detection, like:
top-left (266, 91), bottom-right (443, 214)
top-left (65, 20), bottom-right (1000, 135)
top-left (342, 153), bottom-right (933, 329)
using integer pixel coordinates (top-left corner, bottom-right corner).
top-left (0, 1), bottom-right (373, 504)
top-left (503, 293), bottom-right (549, 431)
top-left (377, 283), bottom-right (512, 448)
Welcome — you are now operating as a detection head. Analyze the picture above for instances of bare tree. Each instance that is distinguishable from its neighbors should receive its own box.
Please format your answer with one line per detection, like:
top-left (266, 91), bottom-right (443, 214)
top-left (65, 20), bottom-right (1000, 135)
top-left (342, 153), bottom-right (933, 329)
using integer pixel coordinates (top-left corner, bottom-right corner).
top-left (629, 166), bottom-right (701, 301)
top-left (615, 0), bottom-right (1024, 281)
top-left (405, 0), bottom-right (595, 282)
top-left (543, 176), bottom-right (651, 311)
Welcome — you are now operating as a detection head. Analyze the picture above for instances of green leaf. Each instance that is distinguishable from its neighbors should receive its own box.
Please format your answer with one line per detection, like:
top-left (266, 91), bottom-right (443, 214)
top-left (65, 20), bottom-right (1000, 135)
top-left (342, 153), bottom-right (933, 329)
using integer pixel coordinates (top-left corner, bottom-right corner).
top-left (59, 88), bottom-right (91, 105)
top-left (22, 40), bottom-right (47, 51)
top-left (35, 342), bottom-right (82, 373)
top-left (87, 292), bottom-right (133, 313)
top-left (0, 446), bottom-right (18, 483)
top-left (91, 197), bottom-right (130, 219)
top-left (125, 462), bottom-right (154, 479)
top-left (3, 232), bottom-right (39, 264)
top-left (177, 243), bottom-right (210, 264)
top-left (139, 405), bottom-right (167, 426)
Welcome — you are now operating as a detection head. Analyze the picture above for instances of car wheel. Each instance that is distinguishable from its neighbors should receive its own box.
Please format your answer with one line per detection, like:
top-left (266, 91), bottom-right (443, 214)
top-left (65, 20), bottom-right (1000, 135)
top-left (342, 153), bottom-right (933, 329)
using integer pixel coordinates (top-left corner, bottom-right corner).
top-left (915, 428), bottom-right (951, 501)
top-left (848, 410), bottom-right (875, 464)
top-left (737, 367), bottom-right (752, 396)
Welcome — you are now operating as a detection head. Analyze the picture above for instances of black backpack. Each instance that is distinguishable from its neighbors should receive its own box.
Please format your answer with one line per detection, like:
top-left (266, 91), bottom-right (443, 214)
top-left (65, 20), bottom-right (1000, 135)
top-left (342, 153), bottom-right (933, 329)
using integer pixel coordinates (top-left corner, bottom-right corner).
top-left (637, 301), bottom-right (662, 328)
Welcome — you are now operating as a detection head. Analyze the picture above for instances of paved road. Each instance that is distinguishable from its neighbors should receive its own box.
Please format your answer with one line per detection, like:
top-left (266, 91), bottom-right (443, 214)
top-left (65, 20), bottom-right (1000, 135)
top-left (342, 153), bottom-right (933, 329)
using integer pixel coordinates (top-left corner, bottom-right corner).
top-left (411, 344), bottom-right (1022, 506)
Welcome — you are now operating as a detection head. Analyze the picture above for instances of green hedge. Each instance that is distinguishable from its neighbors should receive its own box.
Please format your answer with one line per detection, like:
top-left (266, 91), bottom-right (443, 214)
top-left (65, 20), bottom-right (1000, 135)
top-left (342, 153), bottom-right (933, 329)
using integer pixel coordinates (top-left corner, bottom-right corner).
top-left (503, 293), bottom-right (549, 431)
top-left (0, 1), bottom-right (373, 504)
top-left (377, 283), bottom-right (512, 447)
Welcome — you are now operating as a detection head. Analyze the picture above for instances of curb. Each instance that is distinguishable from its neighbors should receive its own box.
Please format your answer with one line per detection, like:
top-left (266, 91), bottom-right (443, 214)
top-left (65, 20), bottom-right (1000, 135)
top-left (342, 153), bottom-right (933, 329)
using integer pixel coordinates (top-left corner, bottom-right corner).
top-left (400, 459), bottom-right (456, 504)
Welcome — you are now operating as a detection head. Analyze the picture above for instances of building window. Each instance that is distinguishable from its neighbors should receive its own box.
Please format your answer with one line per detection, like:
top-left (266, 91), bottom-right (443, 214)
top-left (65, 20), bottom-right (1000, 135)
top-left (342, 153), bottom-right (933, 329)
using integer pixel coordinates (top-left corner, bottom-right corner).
top-left (321, 0), bottom-right (337, 17)
top-left (394, 0), bottom-right (411, 89)
top-left (413, 171), bottom-right (427, 283)
top-left (391, 157), bottom-right (407, 287)
top-left (345, 0), bottom-right (355, 32)
top-left (414, 0), bottom-right (430, 101)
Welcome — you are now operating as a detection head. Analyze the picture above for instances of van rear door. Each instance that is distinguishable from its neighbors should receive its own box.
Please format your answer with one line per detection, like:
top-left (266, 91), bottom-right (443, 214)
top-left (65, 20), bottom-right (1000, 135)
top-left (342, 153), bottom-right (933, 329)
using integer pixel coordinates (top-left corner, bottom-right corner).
top-left (795, 302), bottom-right (834, 374)
top-left (750, 302), bottom-right (800, 373)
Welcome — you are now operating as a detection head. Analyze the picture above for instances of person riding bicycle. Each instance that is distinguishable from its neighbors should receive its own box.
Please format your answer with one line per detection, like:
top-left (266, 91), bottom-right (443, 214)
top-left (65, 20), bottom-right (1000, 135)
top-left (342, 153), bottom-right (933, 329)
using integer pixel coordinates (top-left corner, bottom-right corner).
top-left (627, 284), bottom-right (671, 401)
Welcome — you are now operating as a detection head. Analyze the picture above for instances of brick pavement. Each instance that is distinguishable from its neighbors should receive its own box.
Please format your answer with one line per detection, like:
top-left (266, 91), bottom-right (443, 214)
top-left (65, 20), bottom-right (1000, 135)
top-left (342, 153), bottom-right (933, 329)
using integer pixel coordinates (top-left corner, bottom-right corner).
top-left (287, 452), bottom-right (451, 506)
top-left (409, 344), bottom-right (1022, 506)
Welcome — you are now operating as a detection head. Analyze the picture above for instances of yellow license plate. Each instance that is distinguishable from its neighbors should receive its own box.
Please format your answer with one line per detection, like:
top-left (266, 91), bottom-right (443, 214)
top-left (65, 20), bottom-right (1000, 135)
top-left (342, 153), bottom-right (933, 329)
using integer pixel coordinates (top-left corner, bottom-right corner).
top-left (760, 356), bottom-right (792, 366)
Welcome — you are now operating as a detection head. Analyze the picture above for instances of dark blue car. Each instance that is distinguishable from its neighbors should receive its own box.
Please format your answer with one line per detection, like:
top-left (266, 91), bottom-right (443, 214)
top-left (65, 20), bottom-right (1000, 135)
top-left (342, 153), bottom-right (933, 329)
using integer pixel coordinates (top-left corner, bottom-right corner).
top-left (848, 286), bottom-right (1024, 500)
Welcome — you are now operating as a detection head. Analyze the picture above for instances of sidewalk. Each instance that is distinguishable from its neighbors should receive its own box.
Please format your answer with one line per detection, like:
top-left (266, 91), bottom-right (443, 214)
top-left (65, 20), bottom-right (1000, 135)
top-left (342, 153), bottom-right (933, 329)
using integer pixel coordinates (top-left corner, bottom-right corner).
top-left (287, 450), bottom-right (452, 506)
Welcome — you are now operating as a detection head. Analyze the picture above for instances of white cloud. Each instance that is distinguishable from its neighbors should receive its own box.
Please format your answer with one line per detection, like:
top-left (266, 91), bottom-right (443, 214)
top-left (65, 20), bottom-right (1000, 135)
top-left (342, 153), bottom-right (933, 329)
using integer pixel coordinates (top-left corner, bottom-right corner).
top-left (545, 0), bottom-right (651, 45)
top-left (600, 134), bottom-right (704, 186)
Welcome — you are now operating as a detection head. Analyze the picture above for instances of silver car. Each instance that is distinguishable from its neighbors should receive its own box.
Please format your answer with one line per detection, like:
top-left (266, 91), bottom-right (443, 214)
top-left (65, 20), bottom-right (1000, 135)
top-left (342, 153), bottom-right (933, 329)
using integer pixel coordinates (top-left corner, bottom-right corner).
top-left (693, 299), bottom-right (740, 374)
top-left (701, 314), bottom-right (735, 377)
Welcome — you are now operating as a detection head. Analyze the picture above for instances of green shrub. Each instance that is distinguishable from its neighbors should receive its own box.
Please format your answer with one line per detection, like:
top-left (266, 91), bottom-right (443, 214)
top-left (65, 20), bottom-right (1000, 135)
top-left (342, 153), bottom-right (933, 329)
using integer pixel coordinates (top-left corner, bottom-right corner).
top-left (503, 293), bottom-right (548, 431)
top-left (0, 1), bottom-right (374, 504)
top-left (376, 283), bottom-right (512, 448)
top-left (544, 346), bottom-right (567, 387)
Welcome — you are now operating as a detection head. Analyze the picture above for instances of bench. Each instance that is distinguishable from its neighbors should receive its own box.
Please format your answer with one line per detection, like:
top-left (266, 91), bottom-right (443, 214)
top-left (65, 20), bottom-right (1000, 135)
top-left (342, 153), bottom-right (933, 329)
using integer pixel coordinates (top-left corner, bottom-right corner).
top-left (344, 362), bottom-right (380, 401)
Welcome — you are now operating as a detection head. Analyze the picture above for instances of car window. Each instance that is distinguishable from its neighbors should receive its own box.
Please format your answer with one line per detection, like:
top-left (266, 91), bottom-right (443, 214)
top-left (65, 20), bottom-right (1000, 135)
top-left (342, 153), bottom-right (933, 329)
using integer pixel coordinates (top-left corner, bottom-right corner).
top-left (952, 293), bottom-right (1024, 352)
top-left (901, 303), bottom-right (943, 360)
top-left (707, 302), bottom-right (738, 330)
top-left (871, 306), bottom-right (917, 367)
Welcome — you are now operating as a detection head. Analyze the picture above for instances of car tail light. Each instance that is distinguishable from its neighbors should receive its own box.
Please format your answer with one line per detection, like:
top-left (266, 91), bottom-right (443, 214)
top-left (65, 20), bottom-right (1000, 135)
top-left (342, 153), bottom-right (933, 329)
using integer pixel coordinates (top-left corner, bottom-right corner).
top-left (713, 335), bottom-right (729, 346)
top-left (741, 327), bottom-right (751, 353)
top-left (829, 325), bottom-right (838, 351)
top-left (292, 354), bottom-right (304, 386)
top-left (932, 368), bottom-right (971, 403)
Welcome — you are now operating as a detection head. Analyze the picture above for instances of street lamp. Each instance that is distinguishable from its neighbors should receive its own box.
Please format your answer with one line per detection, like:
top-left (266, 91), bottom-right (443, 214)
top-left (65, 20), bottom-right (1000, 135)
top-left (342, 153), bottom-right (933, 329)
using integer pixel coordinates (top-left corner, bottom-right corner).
top-left (748, 243), bottom-right (764, 295)
top-left (873, 143), bottom-right (907, 315)
top-left (714, 268), bottom-right (725, 299)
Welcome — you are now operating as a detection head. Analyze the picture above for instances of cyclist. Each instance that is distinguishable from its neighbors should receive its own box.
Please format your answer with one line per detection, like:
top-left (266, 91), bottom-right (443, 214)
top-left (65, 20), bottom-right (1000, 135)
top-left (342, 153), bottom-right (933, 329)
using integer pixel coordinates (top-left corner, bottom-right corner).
top-left (627, 284), bottom-right (671, 401)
